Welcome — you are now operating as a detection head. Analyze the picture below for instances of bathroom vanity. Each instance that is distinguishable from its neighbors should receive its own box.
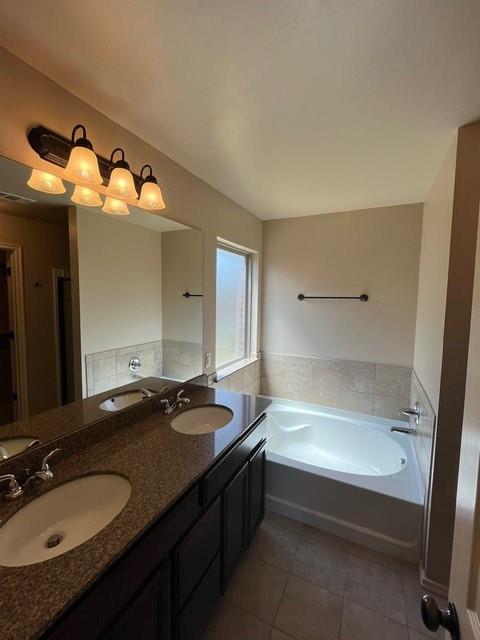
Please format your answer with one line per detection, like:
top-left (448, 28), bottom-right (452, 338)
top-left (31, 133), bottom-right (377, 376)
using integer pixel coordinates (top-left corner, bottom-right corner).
top-left (0, 384), bottom-right (269, 640)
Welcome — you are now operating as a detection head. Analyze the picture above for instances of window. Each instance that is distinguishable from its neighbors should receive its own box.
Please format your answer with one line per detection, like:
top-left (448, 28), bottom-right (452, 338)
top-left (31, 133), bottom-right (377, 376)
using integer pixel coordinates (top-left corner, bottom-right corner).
top-left (216, 245), bottom-right (251, 369)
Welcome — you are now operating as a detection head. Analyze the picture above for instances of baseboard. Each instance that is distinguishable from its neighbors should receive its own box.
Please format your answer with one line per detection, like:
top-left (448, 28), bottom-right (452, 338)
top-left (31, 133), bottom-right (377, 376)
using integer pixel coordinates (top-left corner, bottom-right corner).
top-left (420, 563), bottom-right (449, 597)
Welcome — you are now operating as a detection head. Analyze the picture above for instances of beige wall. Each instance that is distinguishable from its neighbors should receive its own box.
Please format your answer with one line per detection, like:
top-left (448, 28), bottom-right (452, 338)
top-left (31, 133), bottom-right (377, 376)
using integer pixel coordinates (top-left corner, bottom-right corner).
top-left (262, 204), bottom-right (423, 366)
top-left (0, 209), bottom-right (69, 415)
top-left (161, 230), bottom-right (203, 344)
top-left (76, 208), bottom-right (163, 380)
top-left (0, 46), bottom-right (263, 374)
top-left (413, 136), bottom-right (457, 412)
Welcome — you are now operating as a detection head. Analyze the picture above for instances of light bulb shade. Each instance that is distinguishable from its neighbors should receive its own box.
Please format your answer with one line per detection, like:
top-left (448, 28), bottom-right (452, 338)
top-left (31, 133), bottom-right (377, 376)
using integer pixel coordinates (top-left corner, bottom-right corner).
top-left (64, 145), bottom-right (103, 186)
top-left (27, 169), bottom-right (66, 194)
top-left (71, 185), bottom-right (102, 207)
top-left (102, 197), bottom-right (130, 216)
top-left (138, 180), bottom-right (166, 210)
top-left (106, 167), bottom-right (138, 199)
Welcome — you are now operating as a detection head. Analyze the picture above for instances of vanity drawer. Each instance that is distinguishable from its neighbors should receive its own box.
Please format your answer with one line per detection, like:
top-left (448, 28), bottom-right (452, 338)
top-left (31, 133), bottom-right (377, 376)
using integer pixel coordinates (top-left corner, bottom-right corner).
top-left (174, 496), bottom-right (221, 612)
top-left (200, 414), bottom-right (267, 506)
top-left (175, 554), bottom-right (221, 640)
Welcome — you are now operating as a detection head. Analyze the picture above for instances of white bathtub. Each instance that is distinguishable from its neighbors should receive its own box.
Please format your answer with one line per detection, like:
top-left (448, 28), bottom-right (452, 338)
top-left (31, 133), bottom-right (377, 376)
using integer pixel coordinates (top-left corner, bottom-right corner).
top-left (264, 399), bottom-right (424, 562)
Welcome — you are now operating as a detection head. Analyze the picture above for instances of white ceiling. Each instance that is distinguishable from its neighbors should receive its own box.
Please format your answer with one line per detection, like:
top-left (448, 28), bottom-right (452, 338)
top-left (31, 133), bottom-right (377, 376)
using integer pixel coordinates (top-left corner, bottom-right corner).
top-left (0, 1), bottom-right (479, 220)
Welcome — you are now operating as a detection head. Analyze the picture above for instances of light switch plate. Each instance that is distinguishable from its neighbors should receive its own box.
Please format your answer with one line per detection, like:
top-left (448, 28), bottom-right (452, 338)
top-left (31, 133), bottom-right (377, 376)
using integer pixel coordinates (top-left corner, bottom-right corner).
top-left (204, 351), bottom-right (212, 369)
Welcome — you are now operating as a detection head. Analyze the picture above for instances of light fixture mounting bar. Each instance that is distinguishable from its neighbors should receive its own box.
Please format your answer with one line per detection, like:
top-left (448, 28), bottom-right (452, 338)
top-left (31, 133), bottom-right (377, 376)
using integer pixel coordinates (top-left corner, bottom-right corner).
top-left (27, 125), bottom-right (143, 192)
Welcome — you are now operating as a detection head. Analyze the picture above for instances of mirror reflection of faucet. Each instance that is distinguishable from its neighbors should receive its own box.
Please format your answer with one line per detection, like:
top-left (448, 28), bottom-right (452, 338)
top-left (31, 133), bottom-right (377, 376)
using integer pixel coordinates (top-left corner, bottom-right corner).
top-left (129, 357), bottom-right (141, 372)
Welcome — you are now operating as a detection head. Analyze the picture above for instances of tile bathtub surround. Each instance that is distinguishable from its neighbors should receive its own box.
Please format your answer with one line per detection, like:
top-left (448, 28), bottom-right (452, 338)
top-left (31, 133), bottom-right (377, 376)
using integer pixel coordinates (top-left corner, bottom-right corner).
top-left (260, 353), bottom-right (412, 420)
top-left (86, 340), bottom-right (163, 396)
top-left (213, 359), bottom-right (261, 396)
top-left (202, 511), bottom-right (443, 640)
top-left (410, 371), bottom-right (436, 492)
top-left (86, 339), bottom-right (203, 396)
top-left (162, 338), bottom-right (203, 381)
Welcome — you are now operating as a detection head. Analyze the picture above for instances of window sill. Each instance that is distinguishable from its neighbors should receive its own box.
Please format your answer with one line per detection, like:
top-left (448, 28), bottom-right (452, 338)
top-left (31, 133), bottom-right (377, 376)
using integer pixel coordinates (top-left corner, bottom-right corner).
top-left (215, 357), bottom-right (260, 382)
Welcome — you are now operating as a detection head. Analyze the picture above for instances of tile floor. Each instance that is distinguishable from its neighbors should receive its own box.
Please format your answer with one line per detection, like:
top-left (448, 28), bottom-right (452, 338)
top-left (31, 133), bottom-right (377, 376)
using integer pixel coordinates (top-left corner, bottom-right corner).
top-left (202, 512), bottom-right (447, 640)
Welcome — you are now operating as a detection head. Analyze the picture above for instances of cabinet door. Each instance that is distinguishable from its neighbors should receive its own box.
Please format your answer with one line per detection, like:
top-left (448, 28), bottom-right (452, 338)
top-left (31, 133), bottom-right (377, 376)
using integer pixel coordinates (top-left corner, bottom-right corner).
top-left (103, 561), bottom-right (171, 640)
top-left (248, 442), bottom-right (266, 542)
top-left (222, 461), bottom-right (249, 588)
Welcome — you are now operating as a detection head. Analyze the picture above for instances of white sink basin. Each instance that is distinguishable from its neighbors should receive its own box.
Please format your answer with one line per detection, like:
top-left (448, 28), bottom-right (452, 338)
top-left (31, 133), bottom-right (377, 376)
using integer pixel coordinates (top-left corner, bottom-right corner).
top-left (99, 389), bottom-right (156, 412)
top-left (0, 474), bottom-right (131, 567)
top-left (171, 405), bottom-right (233, 435)
top-left (0, 437), bottom-right (39, 459)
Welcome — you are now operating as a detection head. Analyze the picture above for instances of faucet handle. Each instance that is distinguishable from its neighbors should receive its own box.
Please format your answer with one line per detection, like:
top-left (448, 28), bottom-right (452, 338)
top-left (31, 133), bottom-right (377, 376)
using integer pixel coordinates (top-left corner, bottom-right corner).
top-left (176, 389), bottom-right (190, 404)
top-left (41, 448), bottom-right (61, 472)
top-left (0, 474), bottom-right (23, 499)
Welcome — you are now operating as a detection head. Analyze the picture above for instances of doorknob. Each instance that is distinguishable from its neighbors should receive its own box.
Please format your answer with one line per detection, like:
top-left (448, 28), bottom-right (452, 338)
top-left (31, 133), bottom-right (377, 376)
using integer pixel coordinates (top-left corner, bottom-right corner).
top-left (421, 595), bottom-right (460, 640)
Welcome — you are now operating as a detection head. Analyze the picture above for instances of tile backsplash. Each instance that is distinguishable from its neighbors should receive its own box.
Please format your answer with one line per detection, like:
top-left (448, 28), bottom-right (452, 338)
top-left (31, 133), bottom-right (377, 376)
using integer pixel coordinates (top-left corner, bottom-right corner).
top-left (85, 339), bottom-right (202, 396)
top-left (259, 352), bottom-right (412, 420)
top-left (410, 371), bottom-right (436, 491)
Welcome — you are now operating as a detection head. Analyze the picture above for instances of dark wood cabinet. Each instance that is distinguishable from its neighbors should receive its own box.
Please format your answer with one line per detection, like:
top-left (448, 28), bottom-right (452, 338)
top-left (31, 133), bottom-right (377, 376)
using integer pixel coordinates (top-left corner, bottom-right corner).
top-left (248, 442), bottom-right (266, 542)
top-left (103, 561), bottom-right (171, 640)
top-left (222, 461), bottom-right (249, 587)
top-left (42, 414), bottom-right (267, 640)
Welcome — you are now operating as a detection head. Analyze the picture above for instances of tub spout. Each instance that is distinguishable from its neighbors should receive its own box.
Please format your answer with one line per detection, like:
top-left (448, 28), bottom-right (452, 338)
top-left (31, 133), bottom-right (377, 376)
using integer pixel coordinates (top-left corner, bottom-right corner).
top-left (391, 426), bottom-right (417, 435)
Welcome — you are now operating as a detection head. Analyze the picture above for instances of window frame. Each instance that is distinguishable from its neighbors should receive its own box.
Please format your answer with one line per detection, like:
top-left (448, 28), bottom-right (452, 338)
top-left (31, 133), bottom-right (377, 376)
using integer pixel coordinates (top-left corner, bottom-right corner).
top-left (215, 242), bottom-right (253, 371)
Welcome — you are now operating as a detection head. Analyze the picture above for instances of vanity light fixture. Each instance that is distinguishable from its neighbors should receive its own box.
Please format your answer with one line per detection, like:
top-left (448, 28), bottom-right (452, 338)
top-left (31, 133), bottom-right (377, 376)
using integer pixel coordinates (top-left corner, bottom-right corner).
top-left (137, 165), bottom-right (166, 211)
top-left (102, 196), bottom-right (130, 216)
top-left (27, 169), bottom-right (66, 194)
top-left (64, 125), bottom-right (103, 186)
top-left (71, 185), bottom-right (103, 207)
top-left (106, 148), bottom-right (138, 200)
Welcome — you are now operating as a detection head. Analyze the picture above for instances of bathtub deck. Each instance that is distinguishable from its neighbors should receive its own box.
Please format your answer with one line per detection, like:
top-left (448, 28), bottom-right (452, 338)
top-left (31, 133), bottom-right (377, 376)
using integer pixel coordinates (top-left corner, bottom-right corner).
top-left (201, 511), bottom-right (444, 640)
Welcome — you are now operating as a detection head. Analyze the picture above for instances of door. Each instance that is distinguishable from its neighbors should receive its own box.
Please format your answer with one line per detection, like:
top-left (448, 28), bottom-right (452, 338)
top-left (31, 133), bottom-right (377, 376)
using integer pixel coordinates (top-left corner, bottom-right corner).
top-left (427, 221), bottom-right (480, 639)
top-left (103, 561), bottom-right (171, 640)
top-left (248, 442), bottom-right (266, 542)
top-left (222, 461), bottom-right (248, 588)
top-left (0, 251), bottom-right (15, 424)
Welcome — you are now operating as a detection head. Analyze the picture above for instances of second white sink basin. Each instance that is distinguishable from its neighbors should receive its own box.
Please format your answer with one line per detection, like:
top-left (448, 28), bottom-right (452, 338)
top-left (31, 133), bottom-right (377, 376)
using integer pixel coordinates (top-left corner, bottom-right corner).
top-left (171, 405), bottom-right (233, 435)
top-left (99, 389), bottom-right (157, 412)
top-left (0, 474), bottom-right (131, 567)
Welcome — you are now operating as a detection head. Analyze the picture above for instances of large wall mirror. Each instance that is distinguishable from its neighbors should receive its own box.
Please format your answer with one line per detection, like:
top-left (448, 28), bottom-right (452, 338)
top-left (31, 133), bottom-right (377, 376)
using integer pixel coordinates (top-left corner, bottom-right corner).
top-left (0, 155), bottom-right (203, 458)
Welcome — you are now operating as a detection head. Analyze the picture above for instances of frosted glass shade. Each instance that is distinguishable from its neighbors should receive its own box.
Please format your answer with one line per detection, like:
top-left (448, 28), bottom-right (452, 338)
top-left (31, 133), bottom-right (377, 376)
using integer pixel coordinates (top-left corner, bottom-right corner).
top-left (71, 185), bottom-right (102, 207)
top-left (106, 167), bottom-right (138, 199)
top-left (138, 181), bottom-right (166, 210)
top-left (64, 146), bottom-right (103, 186)
top-left (102, 197), bottom-right (130, 216)
top-left (27, 169), bottom-right (66, 194)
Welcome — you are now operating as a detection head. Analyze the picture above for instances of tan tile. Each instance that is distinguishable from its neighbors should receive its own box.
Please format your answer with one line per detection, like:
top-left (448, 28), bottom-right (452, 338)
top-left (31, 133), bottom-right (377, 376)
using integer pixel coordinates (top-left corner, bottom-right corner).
top-left (274, 575), bottom-right (342, 640)
top-left (338, 389), bottom-right (374, 414)
top-left (92, 355), bottom-right (117, 381)
top-left (340, 599), bottom-right (408, 640)
top-left (344, 555), bottom-right (407, 624)
top-left (409, 631), bottom-right (433, 640)
top-left (227, 558), bottom-right (288, 624)
top-left (348, 542), bottom-right (412, 573)
top-left (270, 630), bottom-right (295, 640)
top-left (264, 512), bottom-right (305, 536)
top-left (92, 375), bottom-right (118, 395)
top-left (249, 520), bottom-right (301, 571)
top-left (202, 599), bottom-right (271, 640)
top-left (403, 581), bottom-right (447, 638)
top-left (291, 536), bottom-right (347, 595)
top-left (373, 395), bottom-right (408, 420)
top-left (340, 361), bottom-right (375, 394)
top-left (374, 365), bottom-right (412, 399)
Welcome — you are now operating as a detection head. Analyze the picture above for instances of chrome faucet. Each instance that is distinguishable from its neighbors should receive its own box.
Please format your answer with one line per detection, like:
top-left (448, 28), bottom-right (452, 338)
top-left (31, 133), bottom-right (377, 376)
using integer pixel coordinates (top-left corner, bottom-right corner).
top-left (390, 425), bottom-right (417, 435)
top-left (140, 388), bottom-right (159, 399)
top-left (160, 389), bottom-right (191, 415)
top-left (0, 448), bottom-right (61, 499)
top-left (0, 474), bottom-right (23, 500)
top-left (399, 401), bottom-right (421, 425)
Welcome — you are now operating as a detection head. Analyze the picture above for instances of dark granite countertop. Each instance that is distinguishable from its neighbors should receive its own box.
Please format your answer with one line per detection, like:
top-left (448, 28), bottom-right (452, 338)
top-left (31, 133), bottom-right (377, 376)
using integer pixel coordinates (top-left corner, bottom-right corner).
top-left (0, 377), bottom-right (181, 456)
top-left (0, 385), bottom-right (270, 640)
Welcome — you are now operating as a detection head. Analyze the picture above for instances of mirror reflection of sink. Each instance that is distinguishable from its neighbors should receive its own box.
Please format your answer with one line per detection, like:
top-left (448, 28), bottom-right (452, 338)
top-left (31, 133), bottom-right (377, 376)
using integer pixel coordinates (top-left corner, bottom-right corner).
top-left (0, 437), bottom-right (40, 459)
top-left (99, 389), bottom-right (157, 412)
top-left (0, 474), bottom-right (131, 567)
top-left (171, 405), bottom-right (233, 435)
